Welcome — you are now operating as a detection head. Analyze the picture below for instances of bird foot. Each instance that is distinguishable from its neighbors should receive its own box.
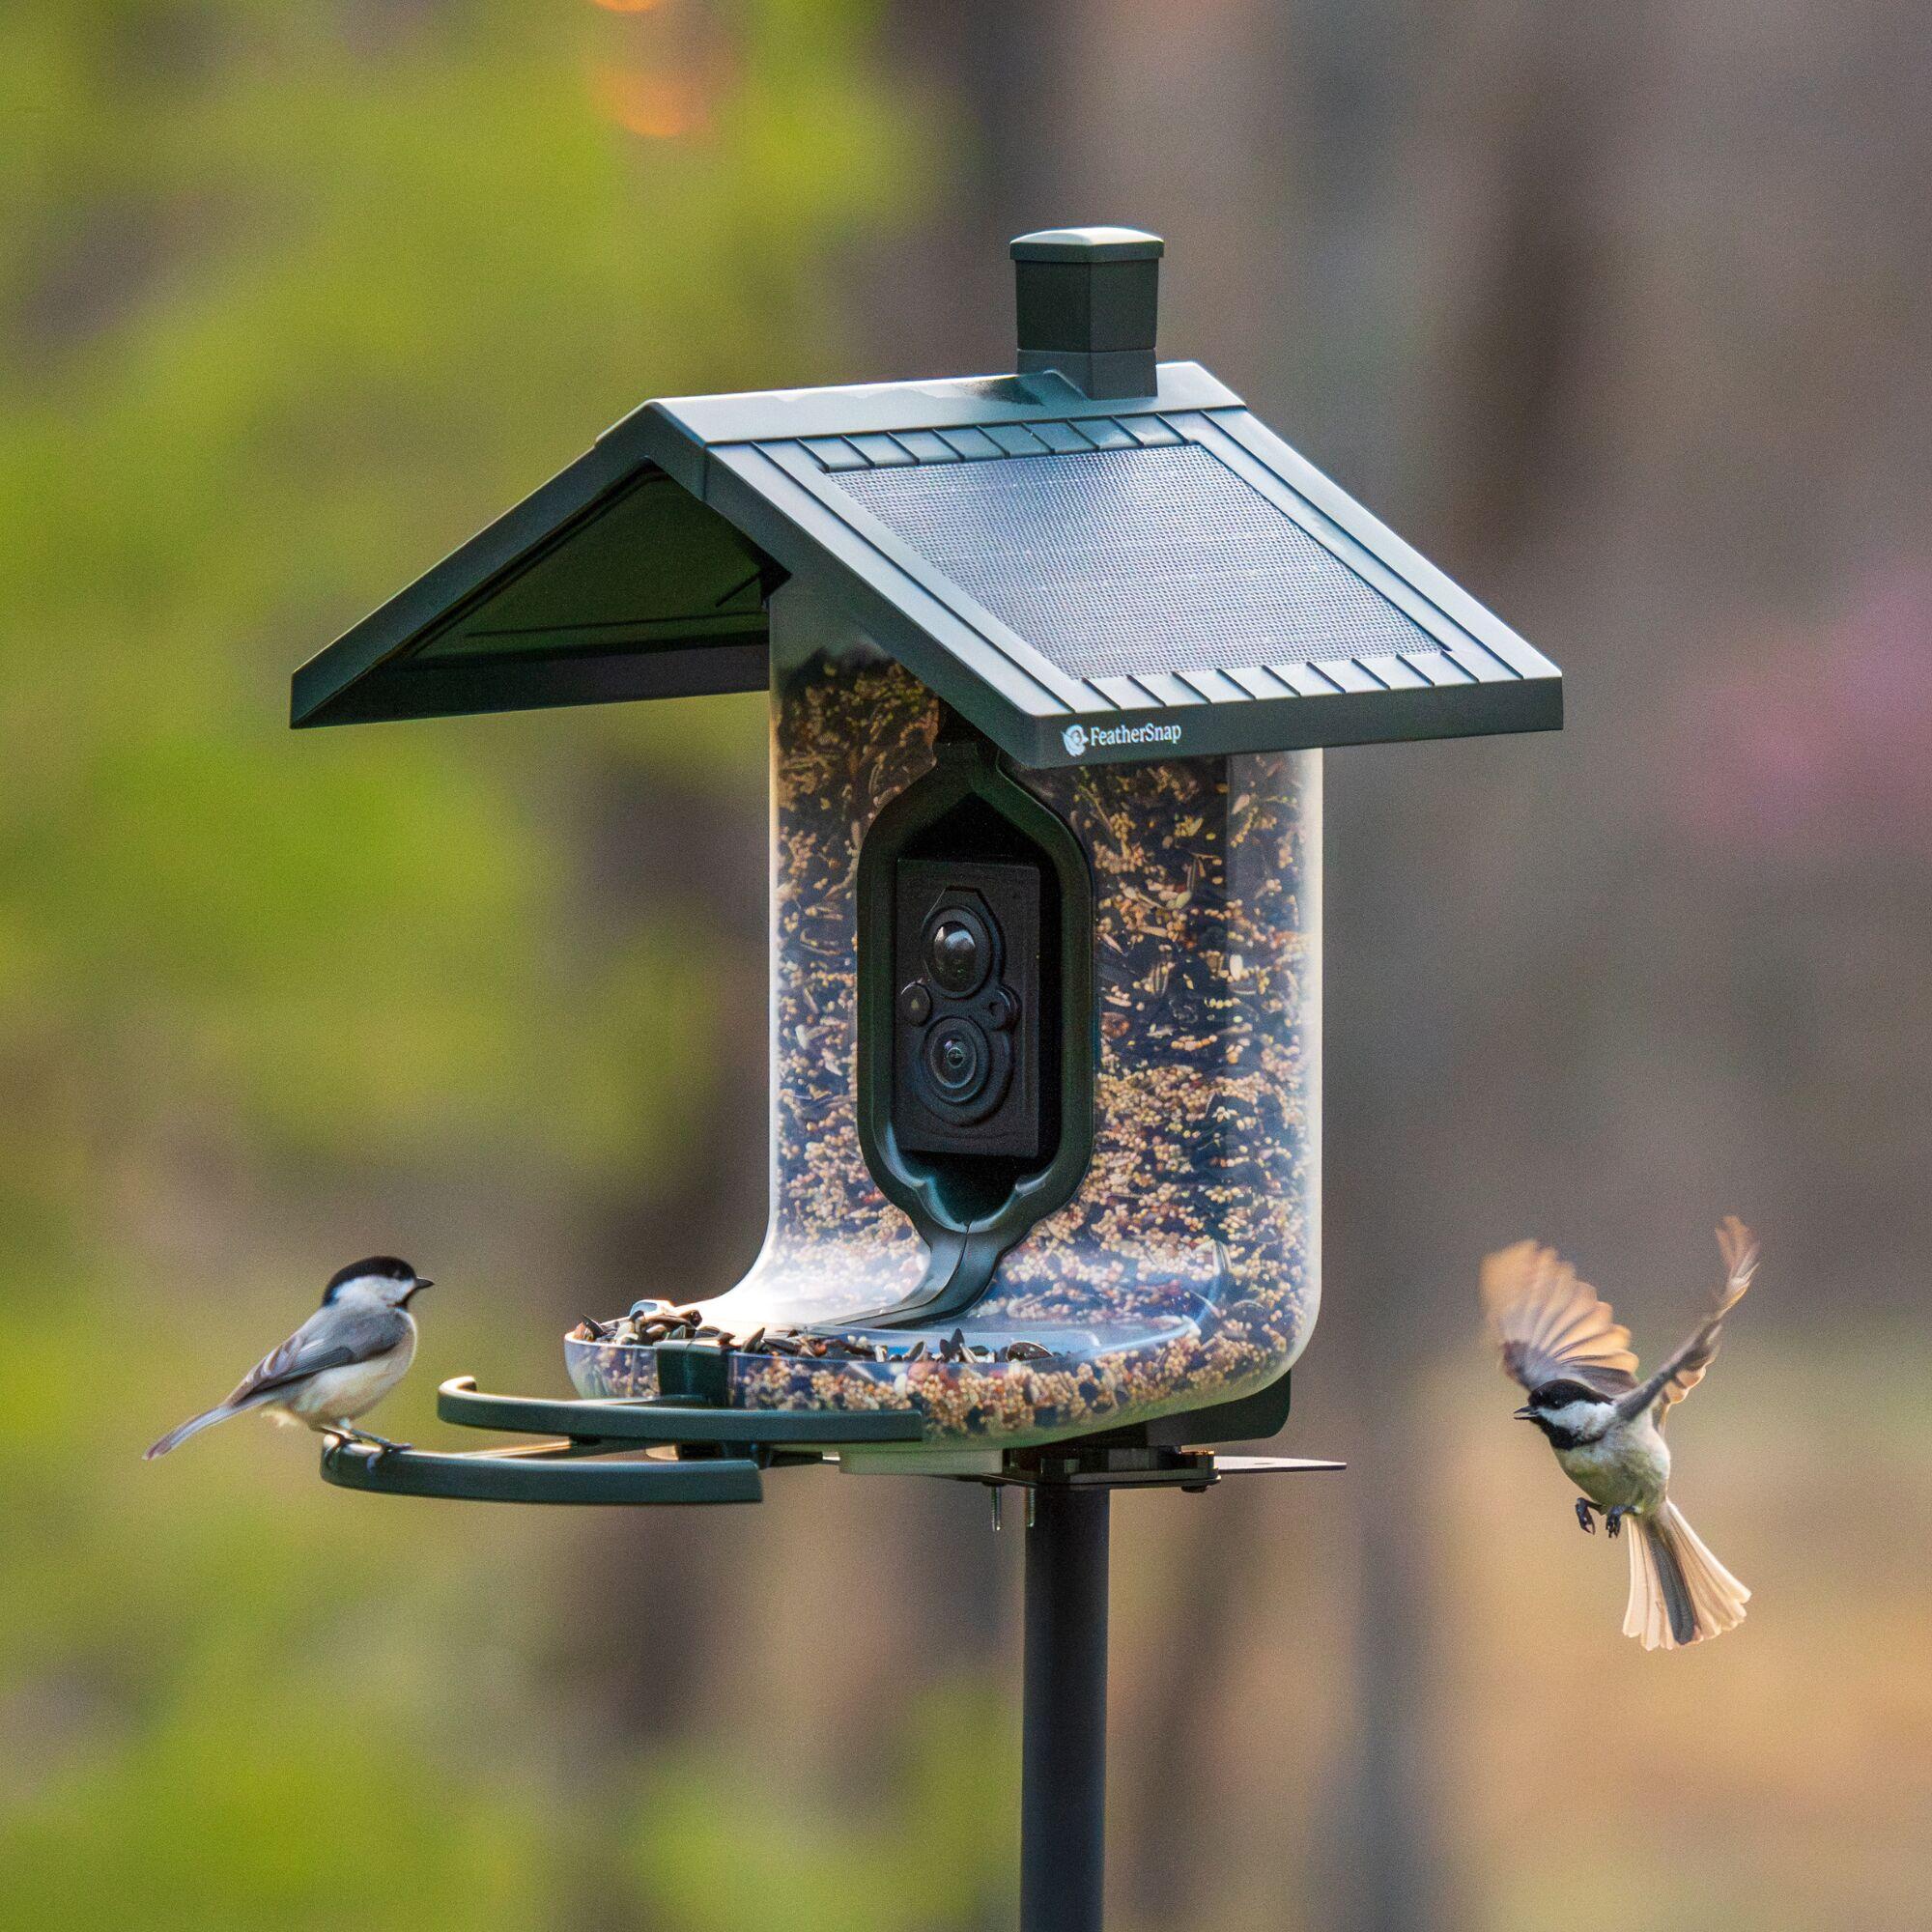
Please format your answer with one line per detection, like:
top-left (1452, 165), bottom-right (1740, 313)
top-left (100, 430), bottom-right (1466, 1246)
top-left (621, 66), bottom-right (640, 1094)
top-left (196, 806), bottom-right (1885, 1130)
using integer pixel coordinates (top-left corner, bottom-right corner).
top-left (327, 1426), bottom-right (411, 1463)
top-left (1605, 1506), bottom-right (1634, 1540)
top-left (1575, 1498), bottom-right (1600, 1535)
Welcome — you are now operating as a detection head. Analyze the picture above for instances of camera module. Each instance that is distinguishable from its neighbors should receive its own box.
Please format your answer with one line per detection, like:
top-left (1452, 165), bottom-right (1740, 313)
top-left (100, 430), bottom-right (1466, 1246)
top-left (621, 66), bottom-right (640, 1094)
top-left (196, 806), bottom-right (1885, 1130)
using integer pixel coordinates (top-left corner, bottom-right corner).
top-left (923, 1016), bottom-right (992, 1106)
top-left (890, 860), bottom-right (1042, 1160)
top-left (925, 910), bottom-right (990, 996)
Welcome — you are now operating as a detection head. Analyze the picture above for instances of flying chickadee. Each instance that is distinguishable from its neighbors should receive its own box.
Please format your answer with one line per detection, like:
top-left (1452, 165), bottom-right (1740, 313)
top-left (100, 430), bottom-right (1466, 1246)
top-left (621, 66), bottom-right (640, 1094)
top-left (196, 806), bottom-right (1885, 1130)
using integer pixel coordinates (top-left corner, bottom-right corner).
top-left (1481, 1219), bottom-right (1757, 1650)
top-left (144, 1256), bottom-right (430, 1463)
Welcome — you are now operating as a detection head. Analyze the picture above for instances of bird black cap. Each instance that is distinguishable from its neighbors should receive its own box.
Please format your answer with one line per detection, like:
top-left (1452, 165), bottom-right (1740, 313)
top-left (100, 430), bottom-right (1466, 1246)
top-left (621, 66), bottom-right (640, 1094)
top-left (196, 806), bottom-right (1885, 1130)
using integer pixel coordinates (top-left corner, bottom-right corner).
top-left (325, 1255), bottom-right (419, 1298)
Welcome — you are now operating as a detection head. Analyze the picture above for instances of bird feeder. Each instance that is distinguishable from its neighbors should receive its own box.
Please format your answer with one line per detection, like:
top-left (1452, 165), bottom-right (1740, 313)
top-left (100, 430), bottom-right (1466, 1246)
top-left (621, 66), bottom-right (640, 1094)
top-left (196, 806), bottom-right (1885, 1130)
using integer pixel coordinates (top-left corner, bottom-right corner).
top-left (296, 226), bottom-right (1558, 1930)
top-left (298, 225), bottom-right (1555, 1464)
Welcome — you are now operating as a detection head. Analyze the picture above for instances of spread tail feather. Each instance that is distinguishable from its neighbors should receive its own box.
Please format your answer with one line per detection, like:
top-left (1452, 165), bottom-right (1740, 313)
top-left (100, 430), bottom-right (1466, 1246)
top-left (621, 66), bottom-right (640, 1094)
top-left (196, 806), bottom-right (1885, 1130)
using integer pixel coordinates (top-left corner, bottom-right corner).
top-left (144, 1388), bottom-right (272, 1460)
top-left (1624, 1501), bottom-right (1749, 1649)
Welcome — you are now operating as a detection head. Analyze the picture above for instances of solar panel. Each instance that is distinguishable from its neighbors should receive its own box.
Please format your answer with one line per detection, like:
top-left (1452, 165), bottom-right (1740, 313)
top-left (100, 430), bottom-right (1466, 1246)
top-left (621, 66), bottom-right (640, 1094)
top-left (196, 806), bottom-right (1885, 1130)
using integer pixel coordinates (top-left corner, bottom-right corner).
top-left (831, 443), bottom-right (1432, 683)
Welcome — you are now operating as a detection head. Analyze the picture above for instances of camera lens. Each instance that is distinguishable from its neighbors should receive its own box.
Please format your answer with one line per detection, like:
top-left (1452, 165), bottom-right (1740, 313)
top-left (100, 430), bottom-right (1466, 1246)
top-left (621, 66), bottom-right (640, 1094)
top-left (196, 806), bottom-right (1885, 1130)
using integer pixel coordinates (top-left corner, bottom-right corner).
top-left (923, 1017), bottom-right (990, 1103)
top-left (926, 914), bottom-right (988, 996)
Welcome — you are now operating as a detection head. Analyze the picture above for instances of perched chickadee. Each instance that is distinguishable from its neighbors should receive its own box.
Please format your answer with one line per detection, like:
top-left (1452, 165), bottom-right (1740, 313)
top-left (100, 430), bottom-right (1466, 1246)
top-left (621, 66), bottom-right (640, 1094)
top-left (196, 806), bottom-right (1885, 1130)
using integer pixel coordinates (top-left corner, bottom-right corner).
top-left (1481, 1219), bottom-right (1758, 1650)
top-left (144, 1256), bottom-right (429, 1463)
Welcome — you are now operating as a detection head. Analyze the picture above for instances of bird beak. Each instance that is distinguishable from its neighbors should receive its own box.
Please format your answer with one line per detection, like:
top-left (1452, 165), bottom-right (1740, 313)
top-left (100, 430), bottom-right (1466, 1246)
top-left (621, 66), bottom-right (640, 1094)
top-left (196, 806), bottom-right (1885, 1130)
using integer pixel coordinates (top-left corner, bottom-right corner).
top-left (416, 1277), bottom-right (433, 1292)
top-left (1512, 1405), bottom-right (1536, 1422)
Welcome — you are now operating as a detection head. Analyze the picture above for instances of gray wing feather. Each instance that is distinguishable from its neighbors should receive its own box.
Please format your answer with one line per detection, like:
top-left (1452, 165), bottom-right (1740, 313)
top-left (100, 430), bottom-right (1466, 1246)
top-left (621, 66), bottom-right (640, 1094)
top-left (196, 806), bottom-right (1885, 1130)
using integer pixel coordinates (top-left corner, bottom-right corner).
top-left (227, 1303), bottom-right (411, 1405)
top-left (1480, 1240), bottom-right (1639, 1392)
top-left (1614, 1217), bottom-right (1758, 1426)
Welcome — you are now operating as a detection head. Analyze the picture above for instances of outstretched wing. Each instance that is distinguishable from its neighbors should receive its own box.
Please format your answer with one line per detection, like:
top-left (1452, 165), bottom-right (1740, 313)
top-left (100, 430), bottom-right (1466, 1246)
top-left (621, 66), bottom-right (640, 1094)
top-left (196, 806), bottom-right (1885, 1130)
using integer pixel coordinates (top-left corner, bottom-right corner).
top-left (1481, 1239), bottom-right (1639, 1395)
top-left (224, 1303), bottom-right (407, 1406)
top-left (1616, 1216), bottom-right (1759, 1427)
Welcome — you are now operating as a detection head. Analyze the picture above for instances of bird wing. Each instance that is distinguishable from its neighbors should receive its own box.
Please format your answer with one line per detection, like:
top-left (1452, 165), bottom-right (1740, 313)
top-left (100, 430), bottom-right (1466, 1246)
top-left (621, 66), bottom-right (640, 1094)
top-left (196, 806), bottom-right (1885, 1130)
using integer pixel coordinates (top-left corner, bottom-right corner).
top-left (225, 1303), bottom-right (411, 1406)
top-left (1615, 1216), bottom-right (1758, 1427)
top-left (1481, 1239), bottom-right (1639, 1394)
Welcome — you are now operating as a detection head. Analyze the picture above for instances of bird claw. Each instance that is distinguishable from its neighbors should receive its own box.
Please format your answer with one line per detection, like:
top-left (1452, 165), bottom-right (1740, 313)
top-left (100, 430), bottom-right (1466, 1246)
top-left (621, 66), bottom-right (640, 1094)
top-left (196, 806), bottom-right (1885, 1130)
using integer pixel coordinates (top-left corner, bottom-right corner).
top-left (327, 1426), bottom-right (410, 1463)
top-left (1605, 1506), bottom-right (1633, 1539)
top-left (1575, 1498), bottom-right (1600, 1535)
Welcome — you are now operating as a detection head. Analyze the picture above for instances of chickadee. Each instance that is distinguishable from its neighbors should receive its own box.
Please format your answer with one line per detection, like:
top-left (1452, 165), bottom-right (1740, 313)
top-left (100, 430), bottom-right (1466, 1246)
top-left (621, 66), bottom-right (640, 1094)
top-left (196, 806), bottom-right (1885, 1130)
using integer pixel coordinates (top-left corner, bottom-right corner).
top-left (145, 1256), bottom-right (429, 1463)
top-left (1481, 1219), bottom-right (1757, 1650)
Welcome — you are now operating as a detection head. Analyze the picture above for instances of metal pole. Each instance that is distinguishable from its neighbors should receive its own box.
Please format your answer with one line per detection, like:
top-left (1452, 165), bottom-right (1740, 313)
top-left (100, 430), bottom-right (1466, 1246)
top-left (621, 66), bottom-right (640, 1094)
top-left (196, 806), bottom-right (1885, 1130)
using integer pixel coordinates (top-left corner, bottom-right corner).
top-left (1021, 1484), bottom-right (1111, 1932)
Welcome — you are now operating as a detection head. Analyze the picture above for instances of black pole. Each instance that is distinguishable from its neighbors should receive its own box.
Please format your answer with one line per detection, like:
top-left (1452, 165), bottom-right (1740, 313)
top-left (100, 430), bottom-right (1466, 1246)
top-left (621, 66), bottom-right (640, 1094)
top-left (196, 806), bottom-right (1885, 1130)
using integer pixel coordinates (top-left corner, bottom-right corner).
top-left (1021, 1484), bottom-right (1111, 1932)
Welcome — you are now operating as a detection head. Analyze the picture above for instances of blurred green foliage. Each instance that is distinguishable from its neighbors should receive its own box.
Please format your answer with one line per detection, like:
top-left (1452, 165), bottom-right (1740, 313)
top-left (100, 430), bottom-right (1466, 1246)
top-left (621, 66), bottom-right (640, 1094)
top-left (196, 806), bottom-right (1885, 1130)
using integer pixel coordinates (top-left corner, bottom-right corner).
top-left (631, 1682), bottom-right (1018, 1932)
top-left (0, 0), bottom-right (913, 1192)
top-left (0, 4), bottom-right (940, 1925)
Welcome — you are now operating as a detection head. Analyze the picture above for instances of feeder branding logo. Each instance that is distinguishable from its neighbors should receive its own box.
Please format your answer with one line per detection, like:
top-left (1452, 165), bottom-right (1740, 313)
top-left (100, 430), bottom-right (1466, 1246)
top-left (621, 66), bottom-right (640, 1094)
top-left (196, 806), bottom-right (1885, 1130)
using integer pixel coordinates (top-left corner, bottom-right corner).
top-left (1061, 720), bottom-right (1181, 758)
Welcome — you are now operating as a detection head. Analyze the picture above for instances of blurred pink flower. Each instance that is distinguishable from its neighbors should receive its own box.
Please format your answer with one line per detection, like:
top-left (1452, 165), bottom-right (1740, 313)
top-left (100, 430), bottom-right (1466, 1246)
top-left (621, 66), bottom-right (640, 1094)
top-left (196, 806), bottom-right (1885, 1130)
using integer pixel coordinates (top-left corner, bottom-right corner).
top-left (1671, 564), bottom-right (1932, 858)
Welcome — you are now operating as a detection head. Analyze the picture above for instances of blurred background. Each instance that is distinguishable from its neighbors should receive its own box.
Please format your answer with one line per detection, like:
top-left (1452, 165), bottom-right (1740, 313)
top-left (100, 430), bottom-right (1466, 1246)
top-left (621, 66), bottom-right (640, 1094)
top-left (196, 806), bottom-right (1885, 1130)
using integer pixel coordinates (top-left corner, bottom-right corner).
top-left (4, 3), bottom-right (1929, 1928)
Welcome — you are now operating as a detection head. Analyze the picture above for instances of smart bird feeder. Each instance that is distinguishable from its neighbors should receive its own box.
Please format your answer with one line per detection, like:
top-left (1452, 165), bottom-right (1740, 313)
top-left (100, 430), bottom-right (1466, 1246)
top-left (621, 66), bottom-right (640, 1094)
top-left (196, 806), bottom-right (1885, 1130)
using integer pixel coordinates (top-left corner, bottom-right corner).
top-left (297, 227), bottom-right (1559, 1931)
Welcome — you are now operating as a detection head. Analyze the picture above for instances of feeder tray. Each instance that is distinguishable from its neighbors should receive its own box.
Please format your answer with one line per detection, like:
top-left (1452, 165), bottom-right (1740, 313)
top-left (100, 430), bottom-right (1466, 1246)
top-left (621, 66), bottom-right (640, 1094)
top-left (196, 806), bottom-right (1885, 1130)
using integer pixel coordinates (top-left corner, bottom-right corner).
top-left (316, 1371), bottom-right (1340, 1506)
top-left (318, 1375), bottom-right (927, 1506)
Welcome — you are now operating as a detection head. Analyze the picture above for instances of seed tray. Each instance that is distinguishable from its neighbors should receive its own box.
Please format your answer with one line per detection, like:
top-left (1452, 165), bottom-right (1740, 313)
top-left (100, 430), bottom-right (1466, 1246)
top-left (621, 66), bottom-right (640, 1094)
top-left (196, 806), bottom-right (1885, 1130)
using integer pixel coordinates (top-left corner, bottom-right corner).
top-left (314, 1375), bottom-right (928, 1506)
top-left (433, 1375), bottom-right (927, 1444)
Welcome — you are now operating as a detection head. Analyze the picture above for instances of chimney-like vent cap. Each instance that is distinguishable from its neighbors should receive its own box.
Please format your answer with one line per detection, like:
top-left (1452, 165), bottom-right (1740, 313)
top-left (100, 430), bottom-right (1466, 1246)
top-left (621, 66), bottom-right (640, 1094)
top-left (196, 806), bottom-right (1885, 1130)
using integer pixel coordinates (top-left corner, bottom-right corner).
top-left (1009, 225), bottom-right (1164, 264)
top-left (1010, 225), bottom-right (1162, 401)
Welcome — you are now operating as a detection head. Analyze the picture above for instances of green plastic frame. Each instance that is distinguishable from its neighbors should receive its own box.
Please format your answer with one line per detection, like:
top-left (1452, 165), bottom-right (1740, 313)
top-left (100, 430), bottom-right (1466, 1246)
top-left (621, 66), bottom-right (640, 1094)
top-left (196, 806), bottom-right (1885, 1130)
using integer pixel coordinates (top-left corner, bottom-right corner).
top-left (435, 1377), bottom-right (924, 1444)
top-left (321, 1438), bottom-right (765, 1505)
top-left (314, 1376), bottom-right (925, 1505)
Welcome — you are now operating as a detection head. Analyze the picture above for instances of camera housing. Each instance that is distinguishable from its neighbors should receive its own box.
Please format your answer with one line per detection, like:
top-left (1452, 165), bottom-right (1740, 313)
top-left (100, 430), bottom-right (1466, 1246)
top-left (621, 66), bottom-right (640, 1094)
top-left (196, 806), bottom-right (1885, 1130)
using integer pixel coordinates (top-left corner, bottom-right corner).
top-left (852, 729), bottom-right (1095, 1318)
top-left (893, 860), bottom-right (1041, 1157)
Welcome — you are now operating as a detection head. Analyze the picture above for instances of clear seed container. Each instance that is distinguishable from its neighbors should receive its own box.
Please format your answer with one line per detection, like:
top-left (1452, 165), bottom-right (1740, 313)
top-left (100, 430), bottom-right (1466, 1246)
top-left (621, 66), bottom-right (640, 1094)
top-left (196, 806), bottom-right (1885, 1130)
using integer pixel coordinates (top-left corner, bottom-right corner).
top-left (568, 612), bottom-right (1320, 1448)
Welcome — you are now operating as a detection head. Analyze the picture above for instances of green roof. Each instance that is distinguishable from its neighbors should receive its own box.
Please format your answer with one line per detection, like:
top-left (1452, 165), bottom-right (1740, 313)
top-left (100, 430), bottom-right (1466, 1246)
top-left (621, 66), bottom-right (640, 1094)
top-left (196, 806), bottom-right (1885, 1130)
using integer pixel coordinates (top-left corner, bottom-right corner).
top-left (294, 359), bottom-right (1560, 768)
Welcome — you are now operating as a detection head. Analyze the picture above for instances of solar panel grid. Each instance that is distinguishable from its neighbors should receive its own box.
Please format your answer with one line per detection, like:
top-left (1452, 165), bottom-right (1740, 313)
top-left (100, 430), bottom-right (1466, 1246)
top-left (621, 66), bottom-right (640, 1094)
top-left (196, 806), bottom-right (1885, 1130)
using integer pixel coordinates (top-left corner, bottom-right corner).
top-left (831, 442), bottom-right (1435, 683)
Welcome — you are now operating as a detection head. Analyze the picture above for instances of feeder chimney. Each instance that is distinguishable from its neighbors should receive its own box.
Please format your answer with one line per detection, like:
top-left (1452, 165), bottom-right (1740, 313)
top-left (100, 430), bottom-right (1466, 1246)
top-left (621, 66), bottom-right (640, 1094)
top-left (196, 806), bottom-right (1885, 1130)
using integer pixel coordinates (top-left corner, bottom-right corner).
top-left (1010, 225), bottom-right (1162, 400)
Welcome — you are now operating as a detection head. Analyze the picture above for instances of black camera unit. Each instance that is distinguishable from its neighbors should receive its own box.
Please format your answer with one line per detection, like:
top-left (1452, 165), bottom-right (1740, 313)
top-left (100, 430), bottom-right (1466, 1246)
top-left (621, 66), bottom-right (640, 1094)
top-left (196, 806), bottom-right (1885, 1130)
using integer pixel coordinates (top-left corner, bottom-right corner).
top-left (893, 858), bottom-right (1041, 1158)
top-left (852, 732), bottom-right (1094, 1319)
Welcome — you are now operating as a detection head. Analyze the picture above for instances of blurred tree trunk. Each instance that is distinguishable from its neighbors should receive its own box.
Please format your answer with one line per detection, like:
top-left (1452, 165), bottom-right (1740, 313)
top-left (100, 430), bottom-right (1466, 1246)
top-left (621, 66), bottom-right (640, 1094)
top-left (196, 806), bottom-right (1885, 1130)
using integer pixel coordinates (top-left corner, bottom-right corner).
top-left (546, 764), bottom-right (769, 1932)
top-left (575, 765), bottom-right (770, 1735)
top-left (1286, 6), bottom-right (1451, 1929)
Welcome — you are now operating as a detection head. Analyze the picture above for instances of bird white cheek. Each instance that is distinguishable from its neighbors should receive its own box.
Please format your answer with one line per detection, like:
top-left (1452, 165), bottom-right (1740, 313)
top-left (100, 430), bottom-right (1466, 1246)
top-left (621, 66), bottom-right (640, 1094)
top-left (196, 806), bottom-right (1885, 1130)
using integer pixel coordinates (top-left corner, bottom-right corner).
top-left (1542, 1400), bottom-right (1614, 1436)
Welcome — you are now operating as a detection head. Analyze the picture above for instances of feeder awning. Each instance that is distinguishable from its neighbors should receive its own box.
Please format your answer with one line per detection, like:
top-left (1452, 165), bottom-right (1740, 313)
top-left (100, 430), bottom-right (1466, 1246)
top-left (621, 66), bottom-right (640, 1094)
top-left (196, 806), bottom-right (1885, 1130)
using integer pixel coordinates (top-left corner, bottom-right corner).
top-left (291, 448), bottom-right (772, 728)
top-left (294, 360), bottom-right (1560, 766)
